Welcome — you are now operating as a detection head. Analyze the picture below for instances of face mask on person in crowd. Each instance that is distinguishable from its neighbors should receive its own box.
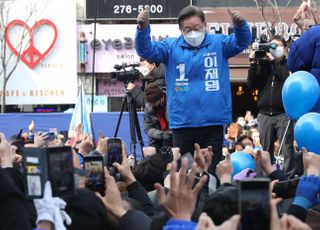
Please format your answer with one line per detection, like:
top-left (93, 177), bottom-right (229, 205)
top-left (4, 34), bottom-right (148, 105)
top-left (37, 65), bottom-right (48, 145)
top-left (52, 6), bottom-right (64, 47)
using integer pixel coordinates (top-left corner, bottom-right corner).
top-left (270, 46), bottom-right (285, 59)
top-left (183, 30), bottom-right (205, 47)
top-left (139, 66), bottom-right (151, 76)
top-left (244, 145), bottom-right (254, 153)
top-left (237, 120), bottom-right (246, 127)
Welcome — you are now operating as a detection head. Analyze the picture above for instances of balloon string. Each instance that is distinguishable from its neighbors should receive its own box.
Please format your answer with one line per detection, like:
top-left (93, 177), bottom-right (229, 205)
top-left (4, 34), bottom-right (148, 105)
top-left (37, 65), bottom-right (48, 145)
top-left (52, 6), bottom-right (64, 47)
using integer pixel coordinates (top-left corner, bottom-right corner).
top-left (278, 119), bottom-right (291, 158)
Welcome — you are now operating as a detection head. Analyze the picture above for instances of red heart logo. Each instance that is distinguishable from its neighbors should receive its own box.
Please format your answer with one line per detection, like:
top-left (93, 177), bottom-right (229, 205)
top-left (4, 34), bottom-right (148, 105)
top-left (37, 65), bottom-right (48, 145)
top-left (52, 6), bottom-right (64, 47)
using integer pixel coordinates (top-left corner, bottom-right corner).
top-left (5, 19), bottom-right (58, 69)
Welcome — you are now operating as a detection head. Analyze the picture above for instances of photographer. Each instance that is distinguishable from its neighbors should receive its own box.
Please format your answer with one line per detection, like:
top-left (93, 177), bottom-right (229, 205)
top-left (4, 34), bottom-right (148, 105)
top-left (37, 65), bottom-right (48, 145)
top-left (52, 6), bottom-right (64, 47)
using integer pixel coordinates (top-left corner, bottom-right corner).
top-left (143, 83), bottom-right (172, 150)
top-left (247, 35), bottom-right (296, 178)
top-left (126, 58), bottom-right (165, 108)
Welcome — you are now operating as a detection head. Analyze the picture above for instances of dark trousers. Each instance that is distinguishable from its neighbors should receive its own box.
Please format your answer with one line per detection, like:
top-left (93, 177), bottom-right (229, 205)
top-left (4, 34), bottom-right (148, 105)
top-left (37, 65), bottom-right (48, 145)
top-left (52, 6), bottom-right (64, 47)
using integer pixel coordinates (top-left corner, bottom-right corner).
top-left (172, 126), bottom-right (223, 174)
top-left (257, 113), bottom-right (296, 178)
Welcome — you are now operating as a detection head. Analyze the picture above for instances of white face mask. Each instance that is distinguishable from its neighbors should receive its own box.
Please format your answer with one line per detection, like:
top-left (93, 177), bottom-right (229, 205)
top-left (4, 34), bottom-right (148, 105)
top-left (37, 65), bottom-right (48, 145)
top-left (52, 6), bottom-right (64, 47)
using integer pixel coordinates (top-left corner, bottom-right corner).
top-left (183, 30), bottom-right (205, 47)
top-left (139, 66), bottom-right (151, 76)
top-left (237, 120), bottom-right (246, 127)
top-left (270, 46), bottom-right (285, 59)
top-left (245, 145), bottom-right (254, 153)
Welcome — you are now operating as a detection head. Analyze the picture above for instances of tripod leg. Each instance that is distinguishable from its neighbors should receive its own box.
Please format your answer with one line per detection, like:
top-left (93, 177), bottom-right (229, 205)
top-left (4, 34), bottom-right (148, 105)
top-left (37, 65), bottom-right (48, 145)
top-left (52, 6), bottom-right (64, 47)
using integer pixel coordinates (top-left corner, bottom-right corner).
top-left (114, 96), bottom-right (127, 137)
top-left (127, 97), bottom-right (138, 165)
top-left (132, 102), bottom-right (145, 159)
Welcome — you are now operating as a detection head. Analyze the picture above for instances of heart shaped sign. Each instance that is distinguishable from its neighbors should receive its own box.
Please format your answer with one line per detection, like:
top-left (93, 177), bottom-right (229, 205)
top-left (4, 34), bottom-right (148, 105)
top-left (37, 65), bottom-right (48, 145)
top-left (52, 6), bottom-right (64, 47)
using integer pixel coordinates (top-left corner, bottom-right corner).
top-left (5, 19), bottom-right (58, 69)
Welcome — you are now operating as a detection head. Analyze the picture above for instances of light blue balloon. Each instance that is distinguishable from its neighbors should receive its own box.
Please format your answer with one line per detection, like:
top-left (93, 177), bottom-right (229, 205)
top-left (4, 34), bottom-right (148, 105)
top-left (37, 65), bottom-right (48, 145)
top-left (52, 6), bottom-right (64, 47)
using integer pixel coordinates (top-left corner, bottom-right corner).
top-left (294, 112), bottom-right (320, 155)
top-left (230, 151), bottom-right (255, 176)
top-left (282, 71), bottom-right (320, 120)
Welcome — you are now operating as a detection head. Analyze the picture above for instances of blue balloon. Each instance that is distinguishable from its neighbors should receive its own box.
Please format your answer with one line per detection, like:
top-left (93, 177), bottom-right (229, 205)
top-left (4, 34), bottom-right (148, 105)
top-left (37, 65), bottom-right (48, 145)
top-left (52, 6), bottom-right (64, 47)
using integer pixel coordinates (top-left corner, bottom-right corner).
top-left (230, 151), bottom-right (255, 176)
top-left (294, 112), bottom-right (320, 155)
top-left (282, 71), bottom-right (320, 120)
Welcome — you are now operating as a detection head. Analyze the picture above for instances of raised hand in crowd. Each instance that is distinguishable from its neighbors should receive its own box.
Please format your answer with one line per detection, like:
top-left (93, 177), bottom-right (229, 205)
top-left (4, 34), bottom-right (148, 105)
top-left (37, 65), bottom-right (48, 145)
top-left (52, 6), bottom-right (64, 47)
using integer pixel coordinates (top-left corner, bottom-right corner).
top-left (293, 0), bottom-right (315, 32)
top-left (74, 123), bottom-right (85, 144)
top-left (26, 132), bottom-right (48, 147)
top-left (28, 120), bottom-right (36, 134)
top-left (194, 143), bottom-right (213, 173)
top-left (280, 214), bottom-right (311, 230)
top-left (172, 147), bottom-right (181, 162)
top-left (301, 148), bottom-right (320, 176)
top-left (113, 143), bottom-right (136, 186)
top-left (95, 131), bottom-right (108, 155)
top-left (137, 7), bottom-right (149, 30)
top-left (0, 133), bottom-right (14, 168)
top-left (95, 167), bottom-right (127, 219)
top-left (155, 159), bottom-right (207, 221)
top-left (215, 152), bottom-right (233, 184)
top-left (271, 198), bottom-right (311, 230)
top-left (293, 176), bottom-right (320, 210)
top-left (34, 181), bottom-right (72, 230)
top-left (255, 150), bottom-right (274, 176)
top-left (196, 212), bottom-right (240, 230)
top-left (78, 134), bottom-right (94, 156)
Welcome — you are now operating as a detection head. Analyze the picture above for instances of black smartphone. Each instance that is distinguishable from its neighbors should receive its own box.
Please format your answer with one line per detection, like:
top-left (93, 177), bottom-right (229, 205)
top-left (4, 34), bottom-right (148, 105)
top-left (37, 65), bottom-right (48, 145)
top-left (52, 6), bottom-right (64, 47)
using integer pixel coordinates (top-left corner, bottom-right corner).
top-left (107, 138), bottom-right (122, 168)
top-left (84, 156), bottom-right (105, 194)
top-left (239, 179), bottom-right (271, 230)
top-left (59, 130), bottom-right (69, 142)
top-left (47, 132), bottom-right (56, 141)
top-left (47, 147), bottom-right (75, 197)
top-left (22, 146), bottom-right (74, 198)
top-left (273, 178), bottom-right (299, 199)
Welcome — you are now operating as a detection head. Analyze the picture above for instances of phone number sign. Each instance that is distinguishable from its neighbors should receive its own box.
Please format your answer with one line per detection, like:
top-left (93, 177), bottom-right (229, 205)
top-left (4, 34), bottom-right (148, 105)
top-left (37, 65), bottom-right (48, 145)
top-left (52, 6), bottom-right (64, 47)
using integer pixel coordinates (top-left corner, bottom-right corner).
top-left (86, 0), bottom-right (191, 20)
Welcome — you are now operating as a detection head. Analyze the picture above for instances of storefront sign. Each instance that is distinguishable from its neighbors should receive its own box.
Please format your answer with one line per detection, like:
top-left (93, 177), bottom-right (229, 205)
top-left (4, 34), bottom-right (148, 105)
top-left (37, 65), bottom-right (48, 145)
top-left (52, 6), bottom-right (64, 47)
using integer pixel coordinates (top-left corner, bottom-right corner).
top-left (0, 0), bottom-right (77, 105)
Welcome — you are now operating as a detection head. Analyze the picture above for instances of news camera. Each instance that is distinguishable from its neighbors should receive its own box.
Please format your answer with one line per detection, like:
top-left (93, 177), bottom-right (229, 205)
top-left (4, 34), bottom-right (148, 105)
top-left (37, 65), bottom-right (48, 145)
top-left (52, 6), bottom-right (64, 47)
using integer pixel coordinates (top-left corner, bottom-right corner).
top-left (252, 34), bottom-right (277, 61)
top-left (111, 63), bottom-right (140, 84)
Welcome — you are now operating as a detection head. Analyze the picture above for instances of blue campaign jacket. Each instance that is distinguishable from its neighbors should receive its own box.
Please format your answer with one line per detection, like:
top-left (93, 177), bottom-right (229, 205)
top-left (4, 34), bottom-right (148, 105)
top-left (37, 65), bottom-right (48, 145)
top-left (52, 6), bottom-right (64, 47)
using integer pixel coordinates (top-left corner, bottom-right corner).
top-left (163, 219), bottom-right (197, 230)
top-left (288, 26), bottom-right (320, 111)
top-left (136, 23), bottom-right (251, 129)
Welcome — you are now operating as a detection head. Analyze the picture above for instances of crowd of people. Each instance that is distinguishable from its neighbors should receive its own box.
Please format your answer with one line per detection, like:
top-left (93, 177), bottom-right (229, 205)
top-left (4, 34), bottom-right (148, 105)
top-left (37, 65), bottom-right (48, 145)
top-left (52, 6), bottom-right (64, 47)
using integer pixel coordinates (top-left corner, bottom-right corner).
top-left (1, 1), bottom-right (320, 229)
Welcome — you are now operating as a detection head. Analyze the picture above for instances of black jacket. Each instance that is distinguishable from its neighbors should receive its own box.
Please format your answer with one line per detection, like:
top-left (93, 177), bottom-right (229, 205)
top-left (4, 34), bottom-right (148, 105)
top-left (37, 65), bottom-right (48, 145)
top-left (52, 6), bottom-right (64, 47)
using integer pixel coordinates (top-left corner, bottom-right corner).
top-left (130, 64), bottom-right (166, 108)
top-left (118, 210), bottom-right (152, 230)
top-left (0, 168), bottom-right (32, 230)
top-left (144, 103), bottom-right (171, 149)
top-left (127, 181), bottom-right (155, 217)
top-left (247, 57), bottom-right (290, 115)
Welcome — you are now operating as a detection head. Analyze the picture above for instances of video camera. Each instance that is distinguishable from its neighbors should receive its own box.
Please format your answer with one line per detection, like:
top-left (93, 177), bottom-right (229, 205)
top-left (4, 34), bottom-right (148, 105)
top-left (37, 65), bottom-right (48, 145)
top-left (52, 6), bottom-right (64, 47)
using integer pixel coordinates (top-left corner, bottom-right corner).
top-left (111, 63), bottom-right (140, 83)
top-left (252, 34), bottom-right (277, 61)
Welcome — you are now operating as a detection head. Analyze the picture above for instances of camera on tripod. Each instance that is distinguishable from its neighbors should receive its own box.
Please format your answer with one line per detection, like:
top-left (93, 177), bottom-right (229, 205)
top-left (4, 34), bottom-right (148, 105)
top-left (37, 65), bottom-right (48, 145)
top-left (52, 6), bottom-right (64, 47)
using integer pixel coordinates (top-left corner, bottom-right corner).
top-left (252, 34), bottom-right (277, 61)
top-left (111, 63), bottom-right (141, 84)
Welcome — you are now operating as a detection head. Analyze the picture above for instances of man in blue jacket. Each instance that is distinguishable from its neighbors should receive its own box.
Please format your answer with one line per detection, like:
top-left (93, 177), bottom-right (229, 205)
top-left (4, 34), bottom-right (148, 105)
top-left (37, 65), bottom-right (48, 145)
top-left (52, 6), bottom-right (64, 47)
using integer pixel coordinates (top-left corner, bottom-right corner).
top-left (288, 25), bottom-right (320, 112)
top-left (135, 6), bottom-right (251, 172)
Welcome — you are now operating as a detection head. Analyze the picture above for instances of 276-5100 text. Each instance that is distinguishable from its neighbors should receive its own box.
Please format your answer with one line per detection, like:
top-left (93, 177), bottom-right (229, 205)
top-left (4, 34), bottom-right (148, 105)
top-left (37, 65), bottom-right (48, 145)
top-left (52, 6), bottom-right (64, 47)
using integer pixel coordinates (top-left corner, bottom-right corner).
top-left (113, 5), bottom-right (163, 15)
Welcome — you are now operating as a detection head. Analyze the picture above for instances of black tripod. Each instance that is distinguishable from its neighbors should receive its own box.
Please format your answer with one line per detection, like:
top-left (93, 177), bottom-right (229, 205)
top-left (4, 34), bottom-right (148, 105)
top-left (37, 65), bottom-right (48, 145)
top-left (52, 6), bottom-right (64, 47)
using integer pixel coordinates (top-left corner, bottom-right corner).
top-left (114, 90), bottom-right (144, 166)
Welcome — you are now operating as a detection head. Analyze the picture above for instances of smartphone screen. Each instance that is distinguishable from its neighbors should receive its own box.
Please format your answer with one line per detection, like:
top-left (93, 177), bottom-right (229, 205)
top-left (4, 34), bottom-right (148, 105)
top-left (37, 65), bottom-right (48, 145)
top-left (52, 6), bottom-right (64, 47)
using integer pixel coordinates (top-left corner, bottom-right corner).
top-left (84, 156), bottom-right (105, 194)
top-left (239, 179), bottom-right (270, 230)
top-left (107, 138), bottom-right (122, 168)
top-left (47, 147), bottom-right (74, 197)
top-left (47, 132), bottom-right (56, 141)
top-left (59, 130), bottom-right (69, 142)
top-left (273, 178), bottom-right (299, 199)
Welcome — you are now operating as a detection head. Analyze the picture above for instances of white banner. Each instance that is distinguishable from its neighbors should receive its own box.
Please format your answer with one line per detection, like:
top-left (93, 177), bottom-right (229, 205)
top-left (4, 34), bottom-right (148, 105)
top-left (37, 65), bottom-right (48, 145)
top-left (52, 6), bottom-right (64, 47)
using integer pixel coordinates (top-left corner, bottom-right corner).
top-left (0, 0), bottom-right (77, 105)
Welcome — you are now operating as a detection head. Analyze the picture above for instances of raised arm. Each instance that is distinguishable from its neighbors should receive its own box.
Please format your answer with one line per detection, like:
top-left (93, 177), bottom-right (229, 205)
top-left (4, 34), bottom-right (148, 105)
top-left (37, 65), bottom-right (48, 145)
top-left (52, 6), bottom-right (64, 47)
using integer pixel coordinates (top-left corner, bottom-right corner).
top-left (222, 10), bottom-right (252, 59)
top-left (135, 9), bottom-right (169, 64)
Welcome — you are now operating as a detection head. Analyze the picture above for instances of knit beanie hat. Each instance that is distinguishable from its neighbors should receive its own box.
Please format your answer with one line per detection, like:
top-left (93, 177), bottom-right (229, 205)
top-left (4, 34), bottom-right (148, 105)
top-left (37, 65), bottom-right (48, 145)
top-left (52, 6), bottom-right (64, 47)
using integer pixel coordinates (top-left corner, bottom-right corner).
top-left (144, 83), bottom-right (163, 104)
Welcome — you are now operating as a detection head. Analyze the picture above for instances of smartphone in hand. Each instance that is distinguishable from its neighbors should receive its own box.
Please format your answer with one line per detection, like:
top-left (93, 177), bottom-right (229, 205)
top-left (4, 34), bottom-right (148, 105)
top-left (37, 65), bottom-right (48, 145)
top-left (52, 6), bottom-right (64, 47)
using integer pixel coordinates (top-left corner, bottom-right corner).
top-left (106, 138), bottom-right (122, 168)
top-left (273, 178), bottom-right (299, 199)
top-left (84, 156), bottom-right (105, 195)
top-left (239, 179), bottom-right (271, 230)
